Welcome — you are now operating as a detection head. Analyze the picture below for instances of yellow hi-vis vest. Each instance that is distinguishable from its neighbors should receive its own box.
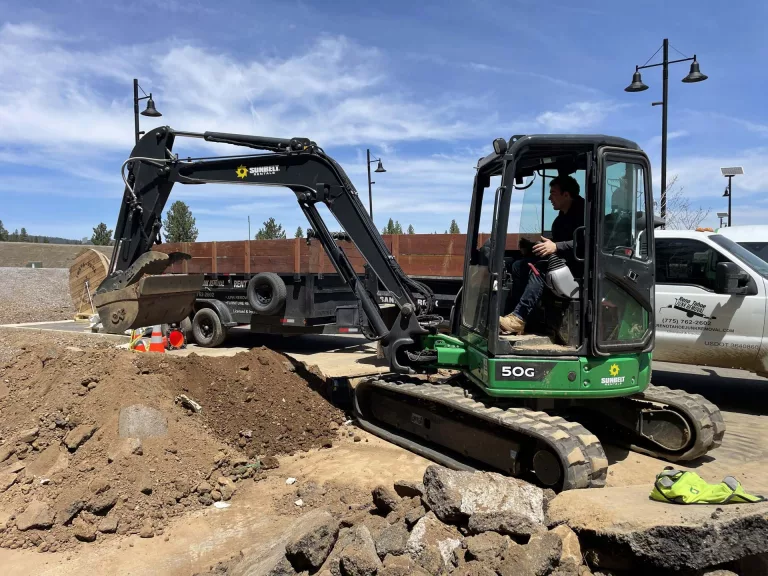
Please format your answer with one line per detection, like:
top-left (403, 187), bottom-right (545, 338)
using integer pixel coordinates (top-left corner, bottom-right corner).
top-left (650, 467), bottom-right (765, 505)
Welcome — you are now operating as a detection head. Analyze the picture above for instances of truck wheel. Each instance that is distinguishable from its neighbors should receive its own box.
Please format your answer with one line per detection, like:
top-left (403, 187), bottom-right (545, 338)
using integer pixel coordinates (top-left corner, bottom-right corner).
top-left (247, 272), bottom-right (287, 315)
top-left (192, 308), bottom-right (227, 347)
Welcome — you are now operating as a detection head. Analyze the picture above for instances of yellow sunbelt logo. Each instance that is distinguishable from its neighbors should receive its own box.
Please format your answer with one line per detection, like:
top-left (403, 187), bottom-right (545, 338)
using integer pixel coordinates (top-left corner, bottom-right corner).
top-left (236, 165), bottom-right (248, 179)
top-left (602, 363), bottom-right (625, 386)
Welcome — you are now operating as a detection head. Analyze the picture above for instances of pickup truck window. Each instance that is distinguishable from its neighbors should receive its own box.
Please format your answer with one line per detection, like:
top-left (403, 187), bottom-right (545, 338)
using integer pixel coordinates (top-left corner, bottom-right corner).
top-left (739, 242), bottom-right (768, 262)
top-left (710, 235), bottom-right (768, 280)
top-left (655, 239), bottom-right (728, 290)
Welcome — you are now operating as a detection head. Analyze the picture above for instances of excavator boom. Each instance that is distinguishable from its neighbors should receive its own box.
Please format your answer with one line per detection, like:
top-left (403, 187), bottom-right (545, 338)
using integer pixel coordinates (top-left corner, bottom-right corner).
top-left (99, 127), bottom-right (436, 373)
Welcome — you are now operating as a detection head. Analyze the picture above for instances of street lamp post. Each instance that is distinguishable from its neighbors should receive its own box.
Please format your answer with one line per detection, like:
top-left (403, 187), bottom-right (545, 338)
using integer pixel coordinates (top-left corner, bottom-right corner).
top-left (721, 167), bottom-right (744, 227)
top-left (133, 78), bottom-right (162, 144)
top-left (625, 38), bottom-right (708, 225)
top-left (366, 148), bottom-right (386, 220)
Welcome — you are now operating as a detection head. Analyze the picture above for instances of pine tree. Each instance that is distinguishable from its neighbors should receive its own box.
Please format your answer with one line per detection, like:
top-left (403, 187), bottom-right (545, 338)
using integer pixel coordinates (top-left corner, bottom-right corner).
top-left (295, 226), bottom-right (304, 238)
top-left (91, 223), bottom-right (113, 245)
top-left (10, 229), bottom-right (19, 242)
top-left (0, 220), bottom-right (7, 241)
top-left (255, 217), bottom-right (287, 240)
top-left (163, 201), bottom-right (199, 243)
top-left (407, 224), bottom-right (415, 234)
top-left (393, 221), bottom-right (403, 234)
top-left (43, 237), bottom-right (49, 243)
top-left (449, 219), bottom-right (460, 234)
top-left (19, 227), bottom-right (29, 242)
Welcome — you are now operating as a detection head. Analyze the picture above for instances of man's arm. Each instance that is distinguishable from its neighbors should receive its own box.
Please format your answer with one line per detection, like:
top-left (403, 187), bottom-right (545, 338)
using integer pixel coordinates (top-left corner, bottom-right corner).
top-left (555, 240), bottom-right (573, 253)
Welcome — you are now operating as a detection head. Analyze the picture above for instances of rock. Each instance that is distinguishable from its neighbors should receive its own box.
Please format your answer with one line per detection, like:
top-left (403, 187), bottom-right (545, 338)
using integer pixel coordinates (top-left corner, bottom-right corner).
top-left (393, 480), bottom-right (424, 499)
top-left (97, 516), bottom-right (119, 533)
top-left (405, 505), bottom-right (426, 528)
top-left (139, 518), bottom-right (154, 538)
top-left (54, 496), bottom-right (86, 525)
top-left (551, 525), bottom-right (582, 571)
top-left (0, 445), bottom-right (16, 462)
top-left (375, 522), bottom-right (409, 559)
top-left (24, 445), bottom-right (69, 478)
top-left (321, 524), bottom-right (378, 576)
top-left (372, 485), bottom-right (400, 515)
top-left (175, 479), bottom-right (193, 497)
top-left (548, 485), bottom-right (768, 571)
top-left (64, 424), bottom-right (97, 451)
top-left (118, 405), bottom-right (168, 438)
top-left (107, 438), bottom-right (143, 462)
top-left (138, 476), bottom-right (153, 495)
top-left (465, 532), bottom-right (510, 563)
top-left (262, 455), bottom-right (280, 469)
top-left (89, 478), bottom-right (110, 494)
top-left (0, 472), bottom-right (17, 493)
top-left (198, 494), bottom-right (214, 506)
top-left (16, 500), bottom-right (55, 531)
top-left (196, 481), bottom-right (212, 494)
top-left (498, 532), bottom-right (561, 576)
top-left (406, 512), bottom-right (462, 571)
top-left (87, 491), bottom-right (118, 515)
top-left (467, 511), bottom-right (545, 538)
top-left (17, 427), bottom-right (39, 444)
top-left (285, 510), bottom-right (340, 571)
top-left (422, 465), bottom-right (545, 525)
top-left (211, 490), bottom-right (222, 502)
top-left (700, 571), bottom-right (738, 576)
top-left (217, 476), bottom-right (236, 501)
top-left (340, 544), bottom-right (382, 576)
top-left (231, 510), bottom-right (332, 576)
top-left (379, 554), bottom-right (432, 576)
top-left (73, 519), bottom-right (97, 542)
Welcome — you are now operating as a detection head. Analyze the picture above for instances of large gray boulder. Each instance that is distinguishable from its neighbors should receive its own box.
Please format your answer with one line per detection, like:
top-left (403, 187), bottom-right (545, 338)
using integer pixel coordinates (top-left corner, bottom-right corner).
top-left (231, 509), bottom-right (331, 576)
top-left (549, 484), bottom-right (768, 571)
top-left (285, 510), bottom-right (339, 571)
top-left (422, 465), bottom-right (545, 525)
top-left (321, 524), bottom-right (379, 576)
top-left (406, 511), bottom-right (463, 571)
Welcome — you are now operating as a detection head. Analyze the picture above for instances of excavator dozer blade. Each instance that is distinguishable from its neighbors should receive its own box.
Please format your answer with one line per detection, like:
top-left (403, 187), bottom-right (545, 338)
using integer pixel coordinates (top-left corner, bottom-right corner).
top-left (93, 274), bottom-right (204, 334)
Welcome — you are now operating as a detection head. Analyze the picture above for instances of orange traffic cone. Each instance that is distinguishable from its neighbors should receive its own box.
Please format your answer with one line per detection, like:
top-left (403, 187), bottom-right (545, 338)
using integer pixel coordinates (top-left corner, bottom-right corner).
top-left (148, 325), bottom-right (165, 353)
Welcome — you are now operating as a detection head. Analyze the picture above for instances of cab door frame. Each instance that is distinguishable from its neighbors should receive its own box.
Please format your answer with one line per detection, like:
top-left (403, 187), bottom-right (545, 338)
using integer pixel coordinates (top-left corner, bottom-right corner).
top-left (591, 147), bottom-right (656, 356)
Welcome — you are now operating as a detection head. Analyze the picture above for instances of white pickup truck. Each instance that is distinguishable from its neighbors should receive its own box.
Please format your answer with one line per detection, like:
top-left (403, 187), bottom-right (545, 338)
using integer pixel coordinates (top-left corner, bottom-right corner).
top-left (654, 230), bottom-right (768, 377)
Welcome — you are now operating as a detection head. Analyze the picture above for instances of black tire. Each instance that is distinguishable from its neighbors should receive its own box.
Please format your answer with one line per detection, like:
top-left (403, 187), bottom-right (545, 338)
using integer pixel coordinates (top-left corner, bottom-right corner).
top-left (179, 316), bottom-right (195, 345)
top-left (247, 272), bottom-right (287, 315)
top-left (192, 308), bottom-right (227, 347)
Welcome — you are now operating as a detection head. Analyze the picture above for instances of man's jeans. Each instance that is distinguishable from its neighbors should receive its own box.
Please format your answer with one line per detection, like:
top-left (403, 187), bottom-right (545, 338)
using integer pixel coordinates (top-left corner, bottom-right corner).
top-left (509, 257), bottom-right (545, 321)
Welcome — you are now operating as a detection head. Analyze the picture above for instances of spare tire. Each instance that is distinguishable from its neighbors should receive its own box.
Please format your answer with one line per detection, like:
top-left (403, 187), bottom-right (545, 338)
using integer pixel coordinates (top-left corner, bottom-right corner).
top-left (247, 272), bottom-right (287, 315)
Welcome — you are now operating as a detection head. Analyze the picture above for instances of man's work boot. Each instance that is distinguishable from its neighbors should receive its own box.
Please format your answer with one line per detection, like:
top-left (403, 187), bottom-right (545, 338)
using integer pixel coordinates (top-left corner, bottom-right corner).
top-left (499, 314), bottom-right (525, 335)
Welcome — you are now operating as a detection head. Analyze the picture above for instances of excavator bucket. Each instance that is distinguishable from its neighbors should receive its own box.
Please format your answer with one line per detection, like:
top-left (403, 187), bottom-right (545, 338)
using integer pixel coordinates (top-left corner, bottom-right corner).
top-left (93, 274), bottom-right (203, 334)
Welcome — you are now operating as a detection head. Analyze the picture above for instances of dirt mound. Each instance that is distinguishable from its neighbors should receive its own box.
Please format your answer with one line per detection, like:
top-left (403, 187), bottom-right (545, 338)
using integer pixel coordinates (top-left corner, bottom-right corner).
top-left (136, 346), bottom-right (341, 457)
top-left (0, 330), bottom-right (344, 552)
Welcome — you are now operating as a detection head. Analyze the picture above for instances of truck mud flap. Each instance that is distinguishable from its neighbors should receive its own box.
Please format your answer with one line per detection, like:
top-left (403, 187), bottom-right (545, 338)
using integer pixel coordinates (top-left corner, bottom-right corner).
top-left (94, 274), bottom-right (204, 334)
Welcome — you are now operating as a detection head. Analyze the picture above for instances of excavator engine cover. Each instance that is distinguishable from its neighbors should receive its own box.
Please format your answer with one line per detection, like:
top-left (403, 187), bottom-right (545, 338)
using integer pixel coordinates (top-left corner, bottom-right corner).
top-left (93, 274), bottom-right (203, 334)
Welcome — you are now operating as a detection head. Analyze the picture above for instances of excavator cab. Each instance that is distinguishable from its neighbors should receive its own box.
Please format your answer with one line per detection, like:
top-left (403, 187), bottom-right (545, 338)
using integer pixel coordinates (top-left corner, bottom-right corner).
top-left (456, 135), bottom-right (655, 398)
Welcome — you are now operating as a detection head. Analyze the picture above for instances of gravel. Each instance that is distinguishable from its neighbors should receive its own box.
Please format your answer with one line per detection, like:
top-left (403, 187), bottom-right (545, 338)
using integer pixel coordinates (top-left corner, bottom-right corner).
top-left (0, 267), bottom-right (74, 325)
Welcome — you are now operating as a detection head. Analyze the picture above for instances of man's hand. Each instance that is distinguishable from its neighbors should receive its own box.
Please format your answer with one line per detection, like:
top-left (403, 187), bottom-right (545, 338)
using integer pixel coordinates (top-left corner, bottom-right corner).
top-left (532, 237), bottom-right (557, 257)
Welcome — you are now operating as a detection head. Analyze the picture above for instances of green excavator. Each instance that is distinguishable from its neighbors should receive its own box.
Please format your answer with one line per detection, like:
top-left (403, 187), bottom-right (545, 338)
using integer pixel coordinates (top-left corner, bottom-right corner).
top-left (95, 128), bottom-right (725, 490)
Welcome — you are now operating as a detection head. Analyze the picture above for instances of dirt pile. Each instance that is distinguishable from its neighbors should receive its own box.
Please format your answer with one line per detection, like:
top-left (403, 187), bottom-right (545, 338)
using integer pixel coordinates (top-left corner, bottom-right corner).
top-left (0, 329), bottom-right (344, 552)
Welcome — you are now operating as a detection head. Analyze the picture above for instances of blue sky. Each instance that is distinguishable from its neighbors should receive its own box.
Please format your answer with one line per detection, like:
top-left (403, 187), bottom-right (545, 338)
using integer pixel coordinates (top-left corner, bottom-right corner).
top-left (1, 0), bottom-right (767, 241)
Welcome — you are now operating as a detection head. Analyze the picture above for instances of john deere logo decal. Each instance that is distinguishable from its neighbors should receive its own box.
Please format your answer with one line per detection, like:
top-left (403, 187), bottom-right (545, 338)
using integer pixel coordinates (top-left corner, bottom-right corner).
top-left (236, 165), bottom-right (248, 179)
top-left (601, 363), bottom-right (625, 386)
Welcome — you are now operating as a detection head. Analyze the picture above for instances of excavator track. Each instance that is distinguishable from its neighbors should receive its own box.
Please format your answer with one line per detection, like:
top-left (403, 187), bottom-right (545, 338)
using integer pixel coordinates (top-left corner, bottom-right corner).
top-left (354, 378), bottom-right (609, 491)
top-left (624, 384), bottom-right (725, 461)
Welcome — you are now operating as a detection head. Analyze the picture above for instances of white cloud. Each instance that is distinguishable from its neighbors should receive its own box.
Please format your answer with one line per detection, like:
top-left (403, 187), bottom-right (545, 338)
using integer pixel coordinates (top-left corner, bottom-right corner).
top-left (536, 102), bottom-right (618, 132)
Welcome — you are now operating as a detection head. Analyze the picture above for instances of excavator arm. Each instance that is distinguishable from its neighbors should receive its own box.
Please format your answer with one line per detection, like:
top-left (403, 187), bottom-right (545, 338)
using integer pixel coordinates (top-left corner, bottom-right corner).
top-left (98, 126), bottom-right (442, 373)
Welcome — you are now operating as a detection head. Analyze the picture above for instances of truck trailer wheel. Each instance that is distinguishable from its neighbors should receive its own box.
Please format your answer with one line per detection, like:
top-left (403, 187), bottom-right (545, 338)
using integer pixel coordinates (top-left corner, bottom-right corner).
top-left (247, 272), bottom-right (287, 315)
top-left (179, 316), bottom-right (195, 345)
top-left (192, 308), bottom-right (227, 347)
